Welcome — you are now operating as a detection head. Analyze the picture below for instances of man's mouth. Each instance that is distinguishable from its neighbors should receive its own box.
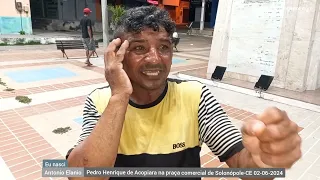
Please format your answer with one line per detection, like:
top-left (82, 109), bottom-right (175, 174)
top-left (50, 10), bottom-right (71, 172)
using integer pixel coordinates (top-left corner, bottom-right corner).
top-left (142, 70), bottom-right (161, 76)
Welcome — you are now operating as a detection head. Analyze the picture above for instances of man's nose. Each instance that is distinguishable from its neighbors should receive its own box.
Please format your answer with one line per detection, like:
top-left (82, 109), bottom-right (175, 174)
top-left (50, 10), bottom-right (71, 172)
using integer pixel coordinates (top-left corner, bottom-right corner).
top-left (145, 48), bottom-right (160, 63)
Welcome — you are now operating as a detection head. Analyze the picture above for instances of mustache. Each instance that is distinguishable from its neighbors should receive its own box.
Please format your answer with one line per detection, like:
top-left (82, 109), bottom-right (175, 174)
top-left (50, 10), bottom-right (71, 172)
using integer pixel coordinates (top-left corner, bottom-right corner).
top-left (141, 64), bottom-right (166, 70)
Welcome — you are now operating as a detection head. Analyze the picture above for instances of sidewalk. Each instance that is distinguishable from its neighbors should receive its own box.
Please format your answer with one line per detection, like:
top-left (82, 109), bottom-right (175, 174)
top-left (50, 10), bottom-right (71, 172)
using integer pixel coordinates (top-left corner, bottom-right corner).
top-left (0, 29), bottom-right (104, 45)
top-left (0, 55), bottom-right (319, 180)
top-left (177, 67), bottom-right (320, 110)
top-left (0, 37), bottom-right (319, 180)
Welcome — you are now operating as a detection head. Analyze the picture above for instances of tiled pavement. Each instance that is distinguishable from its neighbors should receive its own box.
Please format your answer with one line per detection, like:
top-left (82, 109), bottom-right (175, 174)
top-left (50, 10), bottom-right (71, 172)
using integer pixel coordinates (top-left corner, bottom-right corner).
top-left (0, 95), bottom-right (270, 180)
top-left (0, 48), bottom-right (319, 180)
top-left (179, 67), bottom-right (320, 106)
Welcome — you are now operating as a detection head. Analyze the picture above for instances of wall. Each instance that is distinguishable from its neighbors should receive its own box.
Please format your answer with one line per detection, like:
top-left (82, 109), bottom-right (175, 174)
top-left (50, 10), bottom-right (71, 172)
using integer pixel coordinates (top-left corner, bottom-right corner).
top-left (210, 0), bottom-right (218, 28)
top-left (318, 66), bottom-right (320, 88)
top-left (306, 3), bottom-right (320, 90)
top-left (58, 0), bottom-right (96, 21)
top-left (0, 0), bottom-right (32, 34)
top-left (208, 0), bottom-right (320, 92)
top-left (31, 0), bottom-right (102, 32)
top-left (195, 7), bottom-right (201, 22)
top-left (163, 0), bottom-right (179, 6)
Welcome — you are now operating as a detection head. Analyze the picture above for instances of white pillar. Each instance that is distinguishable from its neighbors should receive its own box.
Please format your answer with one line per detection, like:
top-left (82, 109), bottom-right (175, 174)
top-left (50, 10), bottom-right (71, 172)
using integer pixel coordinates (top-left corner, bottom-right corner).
top-left (101, 0), bottom-right (109, 47)
top-left (200, 0), bottom-right (206, 31)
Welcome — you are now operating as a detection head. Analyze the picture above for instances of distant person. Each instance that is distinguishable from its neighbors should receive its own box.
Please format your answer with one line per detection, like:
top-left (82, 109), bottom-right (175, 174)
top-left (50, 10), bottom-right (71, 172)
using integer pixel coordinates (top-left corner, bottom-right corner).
top-left (173, 31), bottom-right (179, 38)
top-left (172, 31), bottom-right (179, 51)
top-left (80, 7), bottom-right (95, 66)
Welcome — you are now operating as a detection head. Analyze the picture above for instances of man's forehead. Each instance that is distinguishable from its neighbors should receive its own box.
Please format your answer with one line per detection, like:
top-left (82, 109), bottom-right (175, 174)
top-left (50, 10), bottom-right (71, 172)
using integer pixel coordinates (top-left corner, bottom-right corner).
top-left (123, 28), bottom-right (171, 42)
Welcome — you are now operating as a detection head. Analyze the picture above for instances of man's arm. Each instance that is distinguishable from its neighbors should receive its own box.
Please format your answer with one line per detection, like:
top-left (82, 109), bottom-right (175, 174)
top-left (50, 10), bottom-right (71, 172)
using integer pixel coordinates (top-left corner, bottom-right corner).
top-left (66, 93), bottom-right (129, 180)
top-left (226, 148), bottom-right (257, 168)
top-left (87, 19), bottom-right (93, 39)
top-left (198, 85), bottom-right (272, 180)
top-left (198, 85), bottom-right (243, 162)
top-left (226, 150), bottom-right (273, 180)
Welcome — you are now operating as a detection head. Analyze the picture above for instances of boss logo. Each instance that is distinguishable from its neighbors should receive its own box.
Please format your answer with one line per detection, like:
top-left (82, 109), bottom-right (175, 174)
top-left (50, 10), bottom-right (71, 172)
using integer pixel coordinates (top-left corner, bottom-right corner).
top-left (173, 142), bottom-right (185, 149)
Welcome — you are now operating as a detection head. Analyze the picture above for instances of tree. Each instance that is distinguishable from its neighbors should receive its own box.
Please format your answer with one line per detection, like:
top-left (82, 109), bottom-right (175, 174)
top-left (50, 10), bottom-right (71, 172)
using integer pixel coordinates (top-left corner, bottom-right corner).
top-left (108, 5), bottom-right (126, 31)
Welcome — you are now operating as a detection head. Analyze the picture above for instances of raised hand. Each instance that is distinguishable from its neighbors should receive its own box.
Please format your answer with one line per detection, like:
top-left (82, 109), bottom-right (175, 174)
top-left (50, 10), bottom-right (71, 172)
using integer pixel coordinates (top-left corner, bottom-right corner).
top-left (241, 107), bottom-right (302, 168)
top-left (104, 38), bottom-right (132, 96)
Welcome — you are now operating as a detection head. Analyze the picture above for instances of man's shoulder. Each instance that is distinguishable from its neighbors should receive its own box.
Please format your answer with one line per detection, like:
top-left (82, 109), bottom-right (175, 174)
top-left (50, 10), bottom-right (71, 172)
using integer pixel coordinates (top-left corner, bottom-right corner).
top-left (80, 16), bottom-right (86, 22)
top-left (167, 78), bottom-right (205, 98)
top-left (80, 16), bottom-right (91, 22)
top-left (88, 85), bottom-right (111, 101)
top-left (86, 85), bottom-right (111, 113)
top-left (167, 78), bottom-right (205, 89)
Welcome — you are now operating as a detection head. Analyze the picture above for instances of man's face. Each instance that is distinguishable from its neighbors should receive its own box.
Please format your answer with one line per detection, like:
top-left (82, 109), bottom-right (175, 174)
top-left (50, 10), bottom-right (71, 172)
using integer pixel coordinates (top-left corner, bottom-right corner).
top-left (121, 27), bottom-right (173, 90)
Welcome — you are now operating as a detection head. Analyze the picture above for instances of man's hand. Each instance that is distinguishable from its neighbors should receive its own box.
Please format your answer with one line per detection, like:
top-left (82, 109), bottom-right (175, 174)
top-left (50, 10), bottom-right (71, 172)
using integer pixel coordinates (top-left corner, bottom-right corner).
top-left (104, 38), bottom-right (132, 96)
top-left (241, 107), bottom-right (302, 168)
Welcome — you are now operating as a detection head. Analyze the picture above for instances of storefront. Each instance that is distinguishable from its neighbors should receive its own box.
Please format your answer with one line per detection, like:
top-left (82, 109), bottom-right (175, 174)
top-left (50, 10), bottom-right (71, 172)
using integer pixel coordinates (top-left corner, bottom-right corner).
top-left (158, 0), bottom-right (190, 25)
top-left (189, 0), bottom-right (218, 28)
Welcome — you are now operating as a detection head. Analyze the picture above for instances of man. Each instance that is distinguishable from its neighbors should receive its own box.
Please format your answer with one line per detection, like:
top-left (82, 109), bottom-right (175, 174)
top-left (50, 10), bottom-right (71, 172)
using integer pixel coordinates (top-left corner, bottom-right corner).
top-left (66, 6), bottom-right (301, 180)
top-left (80, 7), bottom-right (95, 66)
top-left (172, 31), bottom-right (179, 51)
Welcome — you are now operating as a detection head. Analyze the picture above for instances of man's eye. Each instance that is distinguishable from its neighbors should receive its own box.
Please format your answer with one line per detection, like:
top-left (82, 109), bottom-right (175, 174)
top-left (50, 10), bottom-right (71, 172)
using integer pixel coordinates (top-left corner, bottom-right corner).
top-left (160, 45), bottom-right (169, 50)
top-left (134, 46), bottom-right (144, 51)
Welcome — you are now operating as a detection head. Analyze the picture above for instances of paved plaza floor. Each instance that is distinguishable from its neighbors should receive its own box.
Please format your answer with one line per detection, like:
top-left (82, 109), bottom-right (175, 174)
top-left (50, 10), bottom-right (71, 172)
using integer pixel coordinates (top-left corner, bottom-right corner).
top-left (0, 40), bottom-right (319, 180)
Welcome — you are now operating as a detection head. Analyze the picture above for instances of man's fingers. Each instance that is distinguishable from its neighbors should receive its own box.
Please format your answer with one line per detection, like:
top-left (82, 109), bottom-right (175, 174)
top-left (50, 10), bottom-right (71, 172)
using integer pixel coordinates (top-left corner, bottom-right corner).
top-left (257, 119), bottom-right (298, 142)
top-left (242, 135), bottom-right (261, 154)
top-left (260, 133), bottom-right (302, 154)
top-left (258, 107), bottom-right (287, 125)
top-left (241, 119), bottom-right (266, 137)
top-left (116, 40), bottom-right (129, 61)
top-left (105, 38), bottom-right (122, 59)
top-left (242, 120), bottom-right (266, 155)
top-left (260, 144), bottom-right (302, 168)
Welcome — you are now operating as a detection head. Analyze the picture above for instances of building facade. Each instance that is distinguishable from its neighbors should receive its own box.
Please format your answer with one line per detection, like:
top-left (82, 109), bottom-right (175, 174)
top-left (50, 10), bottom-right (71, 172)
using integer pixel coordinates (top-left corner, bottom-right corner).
top-left (30, 0), bottom-right (102, 32)
top-left (0, 0), bottom-right (33, 35)
top-left (208, 0), bottom-right (320, 92)
top-left (0, 0), bottom-right (219, 34)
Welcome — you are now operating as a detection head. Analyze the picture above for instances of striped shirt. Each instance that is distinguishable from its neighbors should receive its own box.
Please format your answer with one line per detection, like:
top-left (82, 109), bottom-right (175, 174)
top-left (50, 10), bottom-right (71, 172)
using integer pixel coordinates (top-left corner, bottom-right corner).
top-left (67, 78), bottom-right (244, 170)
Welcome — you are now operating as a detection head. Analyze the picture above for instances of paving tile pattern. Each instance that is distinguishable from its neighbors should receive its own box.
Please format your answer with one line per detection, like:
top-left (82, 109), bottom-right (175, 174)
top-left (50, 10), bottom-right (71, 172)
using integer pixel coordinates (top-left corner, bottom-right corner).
top-left (0, 116), bottom-right (64, 179)
top-left (0, 92), bottom-right (303, 180)
top-left (180, 67), bottom-right (320, 106)
top-left (0, 61), bottom-right (68, 69)
top-left (0, 49), bottom-right (312, 180)
top-left (0, 96), bottom-right (86, 180)
top-left (0, 49), bottom-right (98, 62)
top-left (0, 78), bottom-right (105, 98)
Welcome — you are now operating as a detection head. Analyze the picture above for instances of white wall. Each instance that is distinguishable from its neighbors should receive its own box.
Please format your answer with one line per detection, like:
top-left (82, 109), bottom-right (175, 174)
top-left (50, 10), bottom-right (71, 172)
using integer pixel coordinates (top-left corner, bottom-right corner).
top-left (318, 67), bottom-right (320, 88)
top-left (208, 0), bottom-right (320, 92)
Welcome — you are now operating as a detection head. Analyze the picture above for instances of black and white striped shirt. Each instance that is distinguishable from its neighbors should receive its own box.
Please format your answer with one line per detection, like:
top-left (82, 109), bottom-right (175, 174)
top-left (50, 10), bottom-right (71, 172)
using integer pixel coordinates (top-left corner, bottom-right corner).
top-left (69, 79), bottom-right (244, 163)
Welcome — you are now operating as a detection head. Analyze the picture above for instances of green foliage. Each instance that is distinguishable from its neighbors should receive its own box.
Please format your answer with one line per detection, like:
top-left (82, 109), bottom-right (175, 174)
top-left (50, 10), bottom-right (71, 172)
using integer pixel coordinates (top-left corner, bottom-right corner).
top-left (25, 40), bottom-right (41, 45)
top-left (0, 78), bottom-right (6, 86)
top-left (15, 38), bottom-right (25, 45)
top-left (0, 42), bottom-right (8, 46)
top-left (53, 127), bottom-right (72, 134)
top-left (0, 78), bottom-right (15, 92)
top-left (109, 5), bottom-right (126, 27)
top-left (4, 88), bottom-right (15, 91)
top-left (15, 96), bottom-right (32, 104)
top-left (19, 30), bottom-right (26, 35)
top-left (0, 39), bottom-right (41, 46)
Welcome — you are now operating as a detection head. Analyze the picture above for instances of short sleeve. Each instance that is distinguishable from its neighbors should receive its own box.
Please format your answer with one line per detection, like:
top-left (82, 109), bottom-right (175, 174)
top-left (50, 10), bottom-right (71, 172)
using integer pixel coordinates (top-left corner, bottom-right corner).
top-left (86, 18), bottom-right (92, 27)
top-left (65, 95), bottom-right (100, 159)
top-left (198, 85), bottom-right (244, 162)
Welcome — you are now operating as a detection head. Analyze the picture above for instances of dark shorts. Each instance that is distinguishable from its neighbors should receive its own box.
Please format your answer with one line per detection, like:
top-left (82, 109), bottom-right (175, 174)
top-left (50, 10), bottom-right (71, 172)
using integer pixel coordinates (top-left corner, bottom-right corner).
top-left (82, 38), bottom-right (96, 51)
